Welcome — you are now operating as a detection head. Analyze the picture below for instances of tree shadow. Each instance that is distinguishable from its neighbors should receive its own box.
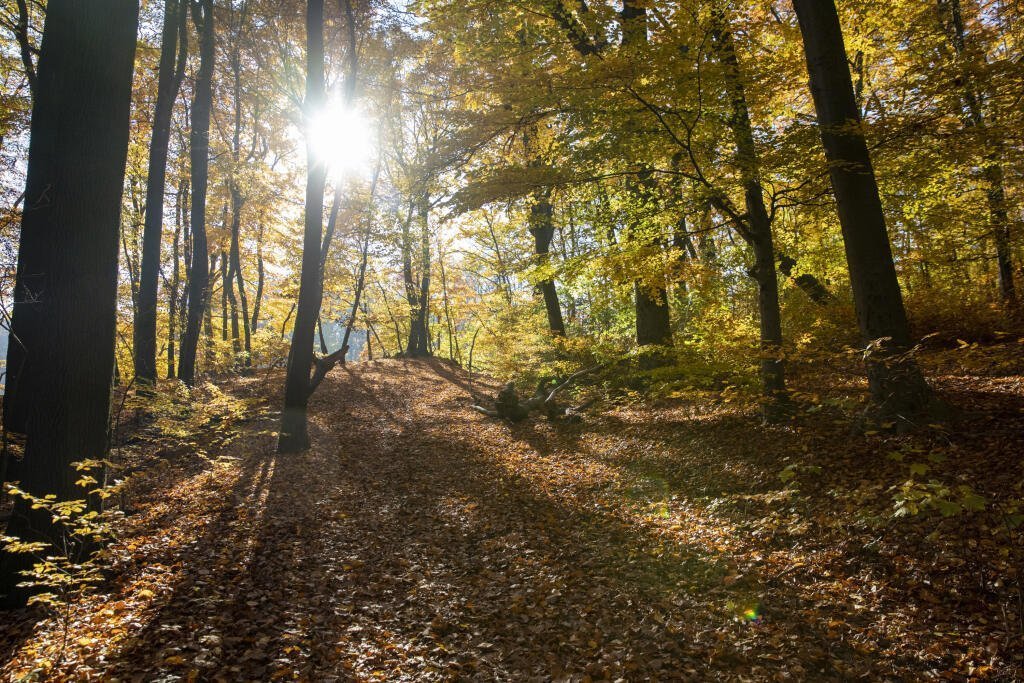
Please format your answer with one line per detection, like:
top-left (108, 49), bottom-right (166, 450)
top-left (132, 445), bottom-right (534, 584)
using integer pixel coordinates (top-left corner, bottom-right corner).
top-left (41, 359), bottom-right (1006, 680)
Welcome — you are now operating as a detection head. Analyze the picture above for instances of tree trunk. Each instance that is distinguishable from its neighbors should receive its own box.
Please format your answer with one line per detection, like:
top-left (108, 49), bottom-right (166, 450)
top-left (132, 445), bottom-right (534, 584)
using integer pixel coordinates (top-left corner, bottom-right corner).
top-left (279, 0), bottom-right (328, 453)
top-left (622, 0), bottom-right (672, 349)
top-left (134, 0), bottom-right (188, 385)
top-left (0, 0), bottom-right (138, 608)
top-left (251, 221), bottom-right (265, 333)
top-left (177, 0), bottom-right (215, 387)
top-left (167, 184), bottom-right (185, 378)
top-left (938, 0), bottom-right (1016, 306)
top-left (204, 252), bottom-right (216, 365)
top-left (229, 189), bottom-right (252, 365)
top-left (792, 0), bottom-right (933, 416)
top-left (529, 190), bottom-right (567, 336)
top-left (407, 194), bottom-right (431, 357)
top-left (711, 5), bottom-right (787, 413)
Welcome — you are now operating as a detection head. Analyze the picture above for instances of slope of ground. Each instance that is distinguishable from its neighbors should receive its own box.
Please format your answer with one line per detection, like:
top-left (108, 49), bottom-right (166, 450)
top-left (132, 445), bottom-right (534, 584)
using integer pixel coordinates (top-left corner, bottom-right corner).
top-left (1, 355), bottom-right (1022, 681)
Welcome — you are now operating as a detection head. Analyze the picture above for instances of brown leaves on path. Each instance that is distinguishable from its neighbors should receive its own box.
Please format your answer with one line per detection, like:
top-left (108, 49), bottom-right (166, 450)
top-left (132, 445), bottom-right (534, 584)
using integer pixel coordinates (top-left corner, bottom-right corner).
top-left (1, 357), bottom-right (1022, 681)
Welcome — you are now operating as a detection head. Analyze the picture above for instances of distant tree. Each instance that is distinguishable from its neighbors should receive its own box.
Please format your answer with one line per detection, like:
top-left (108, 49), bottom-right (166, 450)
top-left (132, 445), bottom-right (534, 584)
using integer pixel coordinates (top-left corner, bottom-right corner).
top-left (0, 0), bottom-right (138, 608)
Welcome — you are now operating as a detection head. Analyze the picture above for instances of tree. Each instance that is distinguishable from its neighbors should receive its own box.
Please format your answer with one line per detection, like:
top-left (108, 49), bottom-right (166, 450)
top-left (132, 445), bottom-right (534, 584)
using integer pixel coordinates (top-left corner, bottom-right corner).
top-left (134, 0), bottom-right (189, 385)
top-left (279, 0), bottom-right (329, 453)
top-left (177, 0), bottom-right (215, 387)
top-left (792, 0), bottom-right (933, 416)
top-left (709, 3), bottom-right (787, 414)
top-left (0, 0), bottom-right (138, 608)
top-left (621, 0), bottom-right (672, 349)
top-left (937, 0), bottom-right (1016, 307)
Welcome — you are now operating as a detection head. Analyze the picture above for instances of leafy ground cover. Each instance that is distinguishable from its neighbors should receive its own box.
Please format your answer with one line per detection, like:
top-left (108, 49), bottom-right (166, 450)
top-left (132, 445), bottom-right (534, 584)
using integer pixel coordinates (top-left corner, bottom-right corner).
top-left (1, 350), bottom-right (1022, 681)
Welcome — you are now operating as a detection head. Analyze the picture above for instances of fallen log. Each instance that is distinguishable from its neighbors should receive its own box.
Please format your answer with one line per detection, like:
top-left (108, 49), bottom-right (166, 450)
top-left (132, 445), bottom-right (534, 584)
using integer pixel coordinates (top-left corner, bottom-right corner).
top-left (471, 364), bottom-right (603, 422)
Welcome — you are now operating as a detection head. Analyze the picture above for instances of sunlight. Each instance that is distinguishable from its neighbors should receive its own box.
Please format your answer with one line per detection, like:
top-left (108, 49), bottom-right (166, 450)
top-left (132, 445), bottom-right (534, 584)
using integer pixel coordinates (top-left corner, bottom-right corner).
top-left (306, 104), bottom-right (376, 176)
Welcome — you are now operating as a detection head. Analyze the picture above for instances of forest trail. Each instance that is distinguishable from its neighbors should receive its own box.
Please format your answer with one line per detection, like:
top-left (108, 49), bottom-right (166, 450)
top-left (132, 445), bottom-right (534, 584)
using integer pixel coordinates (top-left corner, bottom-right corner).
top-left (2, 357), bottom-right (1023, 681)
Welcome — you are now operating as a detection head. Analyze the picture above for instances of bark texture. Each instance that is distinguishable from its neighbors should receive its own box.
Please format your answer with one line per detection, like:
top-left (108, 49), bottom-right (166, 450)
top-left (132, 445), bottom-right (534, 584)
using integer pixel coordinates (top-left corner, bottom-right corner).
top-left (0, 0), bottom-right (138, 608)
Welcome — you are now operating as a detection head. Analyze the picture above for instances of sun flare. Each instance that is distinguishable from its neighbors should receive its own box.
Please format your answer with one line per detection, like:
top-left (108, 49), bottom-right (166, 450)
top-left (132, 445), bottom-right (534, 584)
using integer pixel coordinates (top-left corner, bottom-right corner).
top-left (306, 105), bottom-right (376, 175)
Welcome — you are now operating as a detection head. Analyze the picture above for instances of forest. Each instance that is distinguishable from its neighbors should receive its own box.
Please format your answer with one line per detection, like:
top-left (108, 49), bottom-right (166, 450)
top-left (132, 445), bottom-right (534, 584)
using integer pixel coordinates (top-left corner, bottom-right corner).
top-left (0, 0), bottom-right (1022, 679)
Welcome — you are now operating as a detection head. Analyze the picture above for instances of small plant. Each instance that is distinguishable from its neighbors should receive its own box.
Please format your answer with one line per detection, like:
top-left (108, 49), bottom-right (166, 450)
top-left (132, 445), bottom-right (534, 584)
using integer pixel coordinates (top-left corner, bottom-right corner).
top-left (1, 459), bottom-right (123, 661)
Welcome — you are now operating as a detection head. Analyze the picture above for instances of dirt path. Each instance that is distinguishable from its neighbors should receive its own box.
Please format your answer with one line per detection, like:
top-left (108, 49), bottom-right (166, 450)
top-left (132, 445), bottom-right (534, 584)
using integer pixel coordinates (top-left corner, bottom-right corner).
top-left (2, 358), bottom-right (1021, 681)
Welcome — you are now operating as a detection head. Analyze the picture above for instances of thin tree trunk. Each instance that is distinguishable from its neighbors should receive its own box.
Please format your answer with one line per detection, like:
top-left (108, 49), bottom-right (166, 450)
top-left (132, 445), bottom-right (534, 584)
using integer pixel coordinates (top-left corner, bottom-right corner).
top-left (711, 4), bottom-right (787, 414)
top-left (0, 0), bottom-right (138, 608)
top-left (939, 0), bottom-right (1017, 306)
top-left (281, 302), bottom-right (296, 340)
top-left (12, 0), bottom-right (37, 97)
top-left (401, 197), bottom-right (420, 355)
top-left (227, 4), bottom-right (253, 363)
top-left (438, 240), bottom-right (460, 363)
top-left (204, 252), bottom-right (216, 365)
top-left (279, 0), bottom-right (328, 453)
top-left (363, 300), bottom-right (375, 361)
top-left (411, 194), bottom-right (431, 356)
top-left (134, 0), bottom-right (188, 385)
top-left (340, 184), bottom-right (379, 361)
top-left (376, 278), bottom-right (404, 355)
top-left (167, 184), bottom-right (184, 378)
top-left (251, 221), bottom-right (265, 332)
top-left (317, 317), bottom-right (328, 354)
top-left (178, 0), bottom-right (215, 386)
top-left (792, 0), bottom-right (933, 416)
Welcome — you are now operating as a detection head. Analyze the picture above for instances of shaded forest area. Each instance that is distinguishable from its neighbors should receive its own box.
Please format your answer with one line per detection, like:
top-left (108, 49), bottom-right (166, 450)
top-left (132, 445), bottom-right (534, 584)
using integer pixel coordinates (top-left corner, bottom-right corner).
top-left (0, 0), bottom-right (1023, 680)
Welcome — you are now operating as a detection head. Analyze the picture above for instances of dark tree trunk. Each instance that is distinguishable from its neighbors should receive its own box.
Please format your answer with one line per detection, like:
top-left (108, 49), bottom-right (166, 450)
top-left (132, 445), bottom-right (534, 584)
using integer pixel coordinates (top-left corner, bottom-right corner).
top-left (229, 188), bottom-right (251, 364)
top-left (167, 184), bottom-right (185, 378)
top-left (406, 194), bottom-right (431, 357)
top-left (177, 181), bottom-right (191, 367)
top-left (792, 0), bottom-right (933, 415)
top-left (401, 198), bottom-right (420, 355)
top-left (227, 29), bottom-right (252, 364)
top-left (12, 0), bottom-right (37, 97)
top-left (317, 317), bottom-right (328, 354)
top-left (340, 172), bottom-right (380, 361)
top-left (711, 5), bottom-right (787, 412)
top-left (622, 0), bottom-right (672, 349)
top-left (203, 251), bottom-right (216, 365)
top-left (529, 190), bottom-right (567, 336)
top-left (634, 283), bottom-right (672, 347)
top-left (134, 0), bottom-right (188, 385)
top-left (938, 0), bottom-right (1017, 306)
top-left (221, 247), bottom-right (231, 344)
top-left (177, 0), bottom-right (215, 387)
top-left (0, 0), bottom-right (138, 608)
top-left (251, 221), bottom-right (264, 332)
top-left (279, 0), bottom-right (328, 453)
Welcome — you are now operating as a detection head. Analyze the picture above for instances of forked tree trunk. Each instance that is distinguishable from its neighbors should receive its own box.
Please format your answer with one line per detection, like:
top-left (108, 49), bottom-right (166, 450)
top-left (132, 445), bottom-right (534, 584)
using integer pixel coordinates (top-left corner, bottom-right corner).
top-left (178, 0), bottom-right (215, 387)
top-left (134, 0), bottom-right (188, 385)
top-left (0, 0), bottom-right (138, 608)
top-left (711, 5), bottom-right (787, 414)
top-left (279, 0), bottom-right (328, 453)
top-left (792, 0), bottom-right (933, 416)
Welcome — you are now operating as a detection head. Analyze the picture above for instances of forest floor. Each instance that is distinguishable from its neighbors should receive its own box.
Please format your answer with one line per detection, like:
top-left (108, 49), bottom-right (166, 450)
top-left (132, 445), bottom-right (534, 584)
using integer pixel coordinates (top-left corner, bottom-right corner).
top-left (1, 348), bottom-right (1023, 681)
